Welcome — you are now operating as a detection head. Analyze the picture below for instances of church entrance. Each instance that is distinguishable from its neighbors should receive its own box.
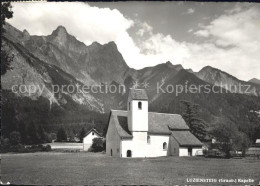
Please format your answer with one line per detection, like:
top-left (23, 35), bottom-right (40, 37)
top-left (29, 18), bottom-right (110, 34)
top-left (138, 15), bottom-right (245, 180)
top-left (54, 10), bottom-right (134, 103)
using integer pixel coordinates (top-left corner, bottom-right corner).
top-left (127, 150), bottom-right (132, 157)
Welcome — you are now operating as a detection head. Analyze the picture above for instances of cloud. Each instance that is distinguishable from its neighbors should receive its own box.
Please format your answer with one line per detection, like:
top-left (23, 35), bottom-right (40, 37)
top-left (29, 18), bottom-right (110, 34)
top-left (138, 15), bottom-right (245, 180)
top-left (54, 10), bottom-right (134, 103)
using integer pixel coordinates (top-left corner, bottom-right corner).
top-left (200, 6), bottom-right (260, 50)
top-left (194, 29), bottom-right (209, 37)
top-left (187, 29), bottom-right (193, 33)
top-left (136, 22), bottom-right (153, 37)
top-left (189, 6), bottom-right (260, 80)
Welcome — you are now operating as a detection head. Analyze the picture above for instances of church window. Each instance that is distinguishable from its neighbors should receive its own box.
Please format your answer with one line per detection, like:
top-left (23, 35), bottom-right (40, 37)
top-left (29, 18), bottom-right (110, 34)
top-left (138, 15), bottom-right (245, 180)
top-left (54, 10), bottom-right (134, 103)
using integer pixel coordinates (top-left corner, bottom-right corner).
top-left (138, 102), bottom-right (142, 110)
top-left (147, 136), bottom-right (150, 144)
top-left (163, 142), bottom-right (167, 150)
top-left (129, 102), bottom-right (131, 110)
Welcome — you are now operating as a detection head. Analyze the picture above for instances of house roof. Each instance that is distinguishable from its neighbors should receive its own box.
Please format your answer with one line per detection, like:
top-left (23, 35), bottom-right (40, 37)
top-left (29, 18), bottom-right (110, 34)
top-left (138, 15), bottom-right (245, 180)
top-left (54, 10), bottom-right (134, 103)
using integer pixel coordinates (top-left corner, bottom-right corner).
top-left (85, 128), bottom-right (102, 138)
top-left (171, 131), bottom-right (203, 146)
top-left (129, 88), bottom-right (148, 100)
top-left (109, 110), bottom-right (190, 137)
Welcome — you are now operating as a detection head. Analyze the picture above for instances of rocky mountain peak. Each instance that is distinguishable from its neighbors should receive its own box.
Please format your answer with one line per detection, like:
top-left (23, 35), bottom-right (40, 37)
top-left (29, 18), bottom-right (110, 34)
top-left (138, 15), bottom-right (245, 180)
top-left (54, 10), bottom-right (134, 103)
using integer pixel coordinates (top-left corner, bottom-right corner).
top-left (90, 41), bottom-right (102, 47)
top-left (249, 78), bottom-right (260, 85)
top-left (22, 29), bottom-right (30, 40)
top-left (165, 61), bottom-right (173, 67)
top-left (51, 25), bottom-right (68, 40)
top-left (173, 64), bottom-right (184, 71)
top-left (106, 41), bottom-right (117, 48)
top-left (50, 25), bottom-right (69, 48)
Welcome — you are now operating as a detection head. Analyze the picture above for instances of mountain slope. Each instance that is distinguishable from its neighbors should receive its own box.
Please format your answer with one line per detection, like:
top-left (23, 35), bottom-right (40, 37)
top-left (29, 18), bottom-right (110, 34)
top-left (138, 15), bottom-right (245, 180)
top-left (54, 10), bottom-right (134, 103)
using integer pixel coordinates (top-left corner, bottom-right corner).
top-left (150, 70), bottom-right (260, 132)
top-left (249, 78), bottom-right (260, 85)
top-left (2, 36), bottom-right (104, 113)
top-left (196, 66), bottom-right (260, 96)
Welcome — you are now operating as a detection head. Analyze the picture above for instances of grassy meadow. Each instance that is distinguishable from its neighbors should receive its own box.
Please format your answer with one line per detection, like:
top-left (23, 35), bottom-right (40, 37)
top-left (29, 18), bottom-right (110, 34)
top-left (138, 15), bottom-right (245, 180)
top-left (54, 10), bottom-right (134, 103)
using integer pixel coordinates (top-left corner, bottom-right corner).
top-left (1, 152), bottom-right (260, 185)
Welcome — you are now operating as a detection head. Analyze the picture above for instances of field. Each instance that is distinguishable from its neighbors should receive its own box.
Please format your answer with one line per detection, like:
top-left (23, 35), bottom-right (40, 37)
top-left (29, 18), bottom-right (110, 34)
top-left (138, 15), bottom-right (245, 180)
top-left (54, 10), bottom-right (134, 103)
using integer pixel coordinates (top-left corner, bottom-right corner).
top-left (1, 152), bottom-right (260, 185)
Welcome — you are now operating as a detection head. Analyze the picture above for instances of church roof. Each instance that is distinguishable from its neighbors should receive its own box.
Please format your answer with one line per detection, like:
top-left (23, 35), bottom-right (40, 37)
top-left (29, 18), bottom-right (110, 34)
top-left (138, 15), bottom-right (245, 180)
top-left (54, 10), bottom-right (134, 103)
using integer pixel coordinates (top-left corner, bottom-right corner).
top-left (110, 110), bottom-right (132, 138)
top-left (129, 88), bottom-right (148, 100)
top-left (109, 110), bottom-right (190, 137)
top-left (148, 112), bottom-right (189, 134)
top-left (171, 131), bottom-right (202, 146)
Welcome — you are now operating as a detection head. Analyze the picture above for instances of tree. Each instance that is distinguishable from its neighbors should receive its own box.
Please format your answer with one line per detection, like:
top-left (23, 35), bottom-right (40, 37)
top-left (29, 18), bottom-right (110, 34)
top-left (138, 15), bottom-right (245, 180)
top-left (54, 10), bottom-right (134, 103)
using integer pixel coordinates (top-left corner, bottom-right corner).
top-left (181, 100), bottom-right (207, 141)
top-left (9, 131), bottom-right (21, 146)
top-left (27, 122), bottom-right (40, 144)
top-left (209, 122), bottom-right (233, 158)
top-left (18, 121), bottom-right (27, 144)
top-left (209, 117), bottom-right (251, 157)
top-left (79, 127), bottom-right (86, 142)
top-left (232, 132), bottom-right (251, 156)
top-left (1, 2), bottom-right (14, 75)
top-left (38, 125), bottom-right (46, 143)
top-left (67, 129), bottom-right (76, 142)
top-left (57, 126), bottom-right (67, 142)
top-left (91, 137), bottom-right (105, 152)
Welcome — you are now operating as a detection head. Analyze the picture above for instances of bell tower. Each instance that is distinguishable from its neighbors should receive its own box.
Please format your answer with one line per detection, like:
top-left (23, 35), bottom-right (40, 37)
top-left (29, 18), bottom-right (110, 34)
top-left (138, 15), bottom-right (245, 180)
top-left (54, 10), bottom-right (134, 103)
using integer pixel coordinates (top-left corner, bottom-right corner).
top-left (127, 89), bottom-right (148, 132)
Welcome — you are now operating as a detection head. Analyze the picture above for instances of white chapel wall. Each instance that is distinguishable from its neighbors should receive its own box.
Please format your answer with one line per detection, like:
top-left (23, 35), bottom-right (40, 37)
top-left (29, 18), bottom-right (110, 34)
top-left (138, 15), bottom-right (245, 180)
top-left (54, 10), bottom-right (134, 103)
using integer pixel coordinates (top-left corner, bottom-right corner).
top-left (106, 118), bottom-right (121, 157)
top-left (146, 134), bottom-right (170, 157)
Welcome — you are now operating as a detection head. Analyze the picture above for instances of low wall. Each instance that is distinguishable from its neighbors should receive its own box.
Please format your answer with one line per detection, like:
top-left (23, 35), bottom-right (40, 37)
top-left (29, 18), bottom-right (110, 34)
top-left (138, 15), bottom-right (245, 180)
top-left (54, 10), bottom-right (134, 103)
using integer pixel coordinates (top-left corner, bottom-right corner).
top-left (47, 143), bottom-right (83, 150)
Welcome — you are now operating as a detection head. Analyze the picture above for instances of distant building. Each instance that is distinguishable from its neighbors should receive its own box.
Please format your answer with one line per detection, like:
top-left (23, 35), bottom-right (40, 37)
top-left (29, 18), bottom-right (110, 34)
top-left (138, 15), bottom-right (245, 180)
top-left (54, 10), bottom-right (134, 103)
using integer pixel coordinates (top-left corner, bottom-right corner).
top-left (246, 139), bottom-right (260, 158)
top-left (106, 89), bottom-right (203, 158)
top-left (83, 128), bottom-right (102, 151)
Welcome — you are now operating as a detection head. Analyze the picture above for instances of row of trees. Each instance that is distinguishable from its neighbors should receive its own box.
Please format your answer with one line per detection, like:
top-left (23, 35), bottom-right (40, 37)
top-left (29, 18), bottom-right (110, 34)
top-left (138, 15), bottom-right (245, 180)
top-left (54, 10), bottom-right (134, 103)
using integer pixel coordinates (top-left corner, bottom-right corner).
top-left (56, 126), bottom-right (91, 142)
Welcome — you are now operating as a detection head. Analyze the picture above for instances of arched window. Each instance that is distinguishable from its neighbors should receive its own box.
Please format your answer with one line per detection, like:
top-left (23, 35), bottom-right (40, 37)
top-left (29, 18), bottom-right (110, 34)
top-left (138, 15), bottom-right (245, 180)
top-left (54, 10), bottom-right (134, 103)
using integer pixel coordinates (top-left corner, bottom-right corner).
top-left (138, 102), bottom-right (142, 110)
top-left (163, 142), bottom-right (167, 150)
top-left (129, 102), bottom-right (131, 110)
top-left (147, 136), bottom-right (150, 144)
top-left (92, 132), bottom-right (94, 135)
top-left (111, 149), bottom-right (113, 156)
top-left (127, 150), bottom-right (132, 157)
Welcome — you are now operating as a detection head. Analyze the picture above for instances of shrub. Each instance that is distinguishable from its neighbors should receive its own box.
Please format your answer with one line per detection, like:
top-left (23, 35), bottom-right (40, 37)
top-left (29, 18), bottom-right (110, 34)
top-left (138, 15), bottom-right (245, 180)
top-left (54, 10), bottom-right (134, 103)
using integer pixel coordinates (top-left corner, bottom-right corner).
top-left (91, 137), bottom-right (105, 152)
top-left (9, 131), bottom-right (21, 146)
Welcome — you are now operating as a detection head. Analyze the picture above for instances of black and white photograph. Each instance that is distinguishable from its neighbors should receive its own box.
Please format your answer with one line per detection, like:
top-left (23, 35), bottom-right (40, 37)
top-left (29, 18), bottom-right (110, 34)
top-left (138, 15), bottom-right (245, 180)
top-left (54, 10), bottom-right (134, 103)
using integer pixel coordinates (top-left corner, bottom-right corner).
top-left (1, 0), bottom-right (260, 185)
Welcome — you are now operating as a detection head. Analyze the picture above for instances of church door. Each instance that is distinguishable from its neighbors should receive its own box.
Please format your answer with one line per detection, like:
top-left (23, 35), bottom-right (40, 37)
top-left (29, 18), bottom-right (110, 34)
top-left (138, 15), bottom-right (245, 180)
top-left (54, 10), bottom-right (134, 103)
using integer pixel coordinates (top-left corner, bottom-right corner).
top-left (127, 150), bottom-right (132, 157)
top-left (188, 147), bottom-right (192, 156)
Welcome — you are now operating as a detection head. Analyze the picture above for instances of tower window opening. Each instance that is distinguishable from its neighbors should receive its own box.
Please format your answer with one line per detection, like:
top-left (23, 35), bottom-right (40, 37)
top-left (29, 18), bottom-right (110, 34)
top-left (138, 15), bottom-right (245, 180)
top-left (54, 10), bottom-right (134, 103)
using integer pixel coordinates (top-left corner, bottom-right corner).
top-left (147, 136), bottom-right (150, 144)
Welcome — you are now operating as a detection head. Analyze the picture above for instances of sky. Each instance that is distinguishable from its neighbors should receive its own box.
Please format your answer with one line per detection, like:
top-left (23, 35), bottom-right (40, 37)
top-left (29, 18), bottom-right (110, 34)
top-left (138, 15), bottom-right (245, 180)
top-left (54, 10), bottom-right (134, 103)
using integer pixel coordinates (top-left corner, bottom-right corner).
top-left (7, 2), bottom-right (260, 81)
